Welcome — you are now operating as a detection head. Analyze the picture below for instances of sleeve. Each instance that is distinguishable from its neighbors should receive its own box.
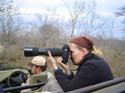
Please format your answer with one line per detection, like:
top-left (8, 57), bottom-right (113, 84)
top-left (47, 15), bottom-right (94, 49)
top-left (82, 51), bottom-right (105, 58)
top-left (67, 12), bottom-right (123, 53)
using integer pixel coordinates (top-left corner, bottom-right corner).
top-left (54, 68), bottom-right (74, 79)
top-left (0, 85), bottom-right (4, 93)
top-left (54, 63), bottom-right (100, 92)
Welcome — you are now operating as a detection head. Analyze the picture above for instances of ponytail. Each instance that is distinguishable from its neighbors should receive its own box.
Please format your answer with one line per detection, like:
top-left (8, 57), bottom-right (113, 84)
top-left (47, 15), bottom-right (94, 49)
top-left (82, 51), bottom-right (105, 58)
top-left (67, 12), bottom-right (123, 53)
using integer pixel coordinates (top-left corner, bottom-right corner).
top-left (92, 46), bottom-right (103, 57)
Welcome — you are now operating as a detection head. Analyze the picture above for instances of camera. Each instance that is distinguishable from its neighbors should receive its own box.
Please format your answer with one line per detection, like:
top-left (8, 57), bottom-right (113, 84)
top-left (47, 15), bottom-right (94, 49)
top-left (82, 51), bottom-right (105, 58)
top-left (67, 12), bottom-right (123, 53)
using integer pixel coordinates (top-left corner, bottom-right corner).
top-left (24, 45), bottom-right (70, 64)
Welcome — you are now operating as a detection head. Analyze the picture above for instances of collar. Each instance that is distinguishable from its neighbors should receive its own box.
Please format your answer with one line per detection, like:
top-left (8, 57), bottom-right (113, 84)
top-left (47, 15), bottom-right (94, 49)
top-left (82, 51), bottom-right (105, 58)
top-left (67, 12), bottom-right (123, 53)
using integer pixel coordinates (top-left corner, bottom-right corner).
top-left (79, 52), bottom-right (98, 66)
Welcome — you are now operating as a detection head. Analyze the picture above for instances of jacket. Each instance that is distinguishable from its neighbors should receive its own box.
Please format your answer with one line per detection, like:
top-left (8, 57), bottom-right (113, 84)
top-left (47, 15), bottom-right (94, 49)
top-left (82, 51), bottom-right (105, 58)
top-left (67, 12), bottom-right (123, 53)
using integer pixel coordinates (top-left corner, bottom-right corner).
top-left (54, 52), bottom-right (114, 92)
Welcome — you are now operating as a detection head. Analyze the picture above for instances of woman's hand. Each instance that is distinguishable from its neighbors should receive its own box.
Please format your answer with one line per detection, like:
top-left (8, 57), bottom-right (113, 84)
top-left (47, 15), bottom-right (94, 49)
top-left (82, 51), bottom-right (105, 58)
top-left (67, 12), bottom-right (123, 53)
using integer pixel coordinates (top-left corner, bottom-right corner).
top-left (48, 51), bottom-right (71, 75)
top-left (57, 57), bottom-right (71, 75)
top-left (48, 51), bottom-right (58, 69)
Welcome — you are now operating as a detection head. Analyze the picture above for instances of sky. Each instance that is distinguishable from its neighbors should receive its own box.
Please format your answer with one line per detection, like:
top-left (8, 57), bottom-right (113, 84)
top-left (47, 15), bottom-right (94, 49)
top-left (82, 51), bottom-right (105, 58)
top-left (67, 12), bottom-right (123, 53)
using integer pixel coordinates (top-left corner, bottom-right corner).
top-left (13, 0), bottom-right (125, 39)
top-left (12, 0), bottom-right (125, 24)
top-left (14, 0), bottom-right (125, 16)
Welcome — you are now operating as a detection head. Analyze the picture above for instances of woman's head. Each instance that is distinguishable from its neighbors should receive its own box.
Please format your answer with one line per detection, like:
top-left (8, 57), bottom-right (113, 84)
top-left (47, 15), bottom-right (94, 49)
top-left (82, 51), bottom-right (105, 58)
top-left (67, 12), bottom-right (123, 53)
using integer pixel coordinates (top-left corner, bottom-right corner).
top-left (69, 36), bottom-right (94, 65)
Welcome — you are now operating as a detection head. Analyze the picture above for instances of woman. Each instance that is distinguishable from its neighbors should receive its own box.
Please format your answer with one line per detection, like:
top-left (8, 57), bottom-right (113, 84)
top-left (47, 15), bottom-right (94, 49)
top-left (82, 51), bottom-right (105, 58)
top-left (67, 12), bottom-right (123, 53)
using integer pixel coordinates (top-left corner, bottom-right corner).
top-left (48, 36), bottom-right (114, 92)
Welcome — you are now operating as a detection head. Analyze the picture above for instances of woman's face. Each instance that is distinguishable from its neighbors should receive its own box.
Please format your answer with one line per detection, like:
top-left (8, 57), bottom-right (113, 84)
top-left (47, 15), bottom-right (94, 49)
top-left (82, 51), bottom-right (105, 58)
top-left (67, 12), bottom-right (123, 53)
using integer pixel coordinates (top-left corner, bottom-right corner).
top-left (69, 43), bottom-right (87, 65)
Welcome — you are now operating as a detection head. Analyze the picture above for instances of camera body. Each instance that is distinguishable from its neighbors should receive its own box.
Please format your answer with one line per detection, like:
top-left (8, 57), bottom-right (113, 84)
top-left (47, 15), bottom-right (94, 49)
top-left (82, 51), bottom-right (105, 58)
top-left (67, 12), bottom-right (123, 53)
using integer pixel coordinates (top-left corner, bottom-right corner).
top-left (24, 45), bottom-right (70, 64)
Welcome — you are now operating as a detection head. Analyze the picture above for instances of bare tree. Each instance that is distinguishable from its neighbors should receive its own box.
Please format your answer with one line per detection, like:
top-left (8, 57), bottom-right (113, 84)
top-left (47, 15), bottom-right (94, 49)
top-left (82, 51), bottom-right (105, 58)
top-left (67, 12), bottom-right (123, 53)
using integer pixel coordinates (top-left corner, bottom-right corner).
top-left (115, 6), bottom-right (125, 34)
top-left (39, 24), bottom-right (65, 48)
top-left (62, 0), bottom-right (106, 38)
top-left (34, 8), bottom-right (68, 48)
top-left (116, 6), bottom-right (125, 16)
top-left (79, 1), bottom-right (106, 37)
top-left (62, 0), bottom-right (85, 38)
top-left (0, 0), bottom-right (22, 62)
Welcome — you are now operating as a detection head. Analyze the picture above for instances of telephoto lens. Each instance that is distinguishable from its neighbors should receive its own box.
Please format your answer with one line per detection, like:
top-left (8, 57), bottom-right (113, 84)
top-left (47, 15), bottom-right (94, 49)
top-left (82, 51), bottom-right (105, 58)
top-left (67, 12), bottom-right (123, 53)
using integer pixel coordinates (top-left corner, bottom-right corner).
top-left (24, 47), bottom-right (62, 57)
top-left (24, 45), bottom-right (70, 64)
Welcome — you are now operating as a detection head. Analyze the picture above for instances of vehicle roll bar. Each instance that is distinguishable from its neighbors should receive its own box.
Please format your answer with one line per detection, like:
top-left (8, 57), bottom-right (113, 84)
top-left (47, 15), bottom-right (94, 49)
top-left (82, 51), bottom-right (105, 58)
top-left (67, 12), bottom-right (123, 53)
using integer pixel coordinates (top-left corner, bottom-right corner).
top-left (3, 81), bottom-right (46, 92)
top-left (67, 76), bottom-right (125, 93)
top-left (3, 77), bottom-right (125, 93)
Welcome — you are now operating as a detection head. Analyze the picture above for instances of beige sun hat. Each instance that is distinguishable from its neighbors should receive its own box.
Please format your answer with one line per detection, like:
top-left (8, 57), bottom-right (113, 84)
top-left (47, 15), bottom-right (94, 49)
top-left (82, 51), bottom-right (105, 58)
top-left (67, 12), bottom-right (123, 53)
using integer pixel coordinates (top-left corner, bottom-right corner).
top-left (31, 56), bottom-right (46, 66)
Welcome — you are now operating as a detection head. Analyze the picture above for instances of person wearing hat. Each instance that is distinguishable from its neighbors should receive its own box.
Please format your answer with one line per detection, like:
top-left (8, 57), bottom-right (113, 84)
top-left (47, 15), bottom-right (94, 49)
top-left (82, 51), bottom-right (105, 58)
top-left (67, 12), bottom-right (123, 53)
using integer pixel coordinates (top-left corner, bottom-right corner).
top-left (47, 36), bottom-right (114, 92)
top-left (21, 56), bottom-right (53, 93)
top-left (29, 56), bottom-right (52, 85)
top-left (29, 56), bottom-right (47, 74)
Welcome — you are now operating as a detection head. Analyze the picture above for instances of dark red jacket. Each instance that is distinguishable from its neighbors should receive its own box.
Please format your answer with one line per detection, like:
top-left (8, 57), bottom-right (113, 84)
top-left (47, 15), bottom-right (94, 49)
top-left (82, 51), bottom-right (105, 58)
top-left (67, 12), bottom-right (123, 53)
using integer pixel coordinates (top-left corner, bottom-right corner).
top-left (54, 52), bottom-right (114, 92)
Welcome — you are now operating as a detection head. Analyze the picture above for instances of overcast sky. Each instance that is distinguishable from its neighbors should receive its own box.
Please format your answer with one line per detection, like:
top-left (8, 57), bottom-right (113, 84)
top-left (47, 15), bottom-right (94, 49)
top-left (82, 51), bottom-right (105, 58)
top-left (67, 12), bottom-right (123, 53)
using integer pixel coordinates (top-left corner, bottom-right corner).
top-left (12, 0), bottom-right (125, 39)
top-left (14, 0), bottom-right (125, 16)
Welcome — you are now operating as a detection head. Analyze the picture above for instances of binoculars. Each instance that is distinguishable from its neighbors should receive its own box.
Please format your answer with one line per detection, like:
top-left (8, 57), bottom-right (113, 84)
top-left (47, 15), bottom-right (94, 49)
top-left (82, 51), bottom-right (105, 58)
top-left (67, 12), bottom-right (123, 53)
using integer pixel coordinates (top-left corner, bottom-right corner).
top-left (24, 45), bottom-right (70, 64)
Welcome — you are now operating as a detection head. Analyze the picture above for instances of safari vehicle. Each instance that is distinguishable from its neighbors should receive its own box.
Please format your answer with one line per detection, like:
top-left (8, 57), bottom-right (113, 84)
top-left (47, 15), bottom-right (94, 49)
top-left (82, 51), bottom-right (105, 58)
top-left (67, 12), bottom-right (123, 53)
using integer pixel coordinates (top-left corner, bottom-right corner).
top-left (67, 77), bottom-right (125, 93)
top-left (2, 74), bottom-right (125, 93)
top-left (0, 66), bottom-right (47, 93)
top-left (0, 68), bottom-right (29, 89)
top-left (1, 47), bottom-right (125, 93)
